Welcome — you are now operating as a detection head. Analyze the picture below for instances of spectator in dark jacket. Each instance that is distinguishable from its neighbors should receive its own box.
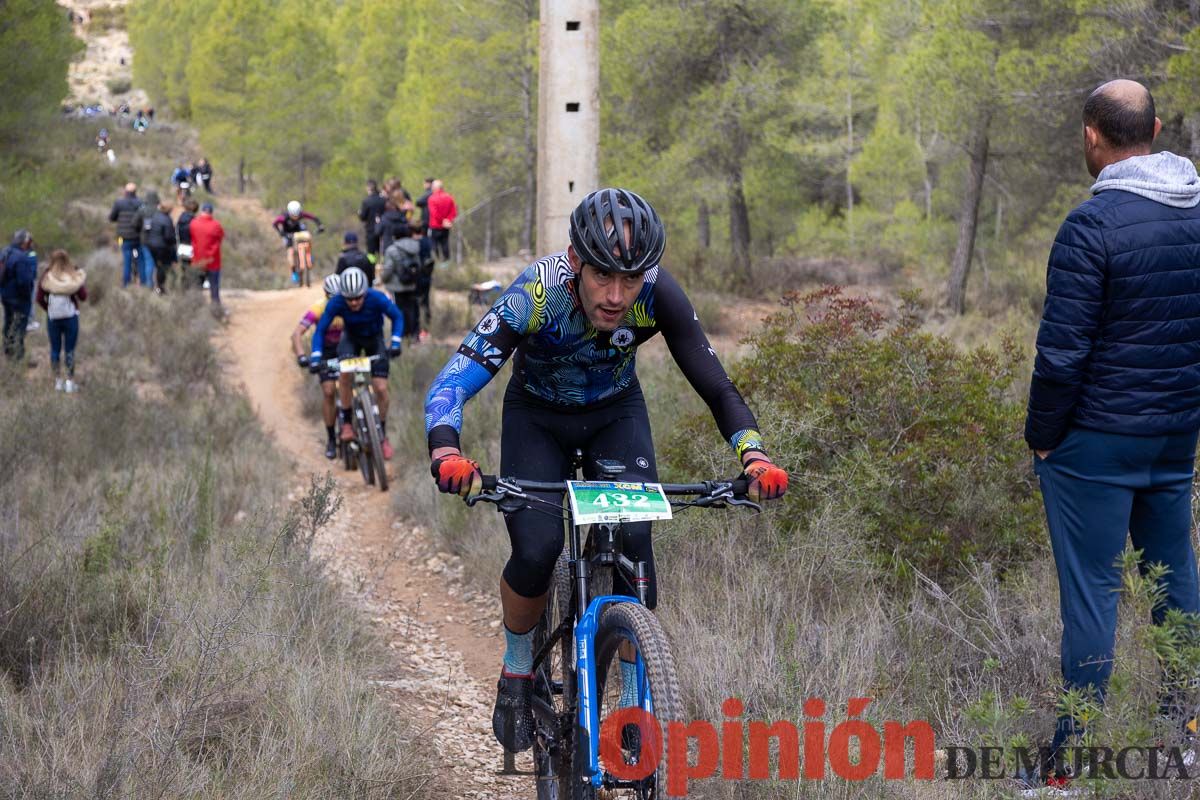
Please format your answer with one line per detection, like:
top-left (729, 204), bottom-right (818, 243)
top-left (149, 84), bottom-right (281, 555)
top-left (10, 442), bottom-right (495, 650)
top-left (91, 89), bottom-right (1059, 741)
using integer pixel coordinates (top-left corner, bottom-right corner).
top-left (359, 180), bottom-right (387, 257)
top-left (177, 196), bottom-right (200, 289)
top-left (1024, 79), bottom-right (1200, 783)
top-left (1, 229), bottom-right (38, 363)
top-left (415, 177), bottom-right (433, 232)
top-left (145, 198), bottom-right (177, 293)
top-left (335, 232), bottom-right (375, 284)
top-left (109, 182), bottom-right (154, 287)
top-left (375, 199), bottom-right (410, 256)
top-left (195, 158), bottom-right (214, 193)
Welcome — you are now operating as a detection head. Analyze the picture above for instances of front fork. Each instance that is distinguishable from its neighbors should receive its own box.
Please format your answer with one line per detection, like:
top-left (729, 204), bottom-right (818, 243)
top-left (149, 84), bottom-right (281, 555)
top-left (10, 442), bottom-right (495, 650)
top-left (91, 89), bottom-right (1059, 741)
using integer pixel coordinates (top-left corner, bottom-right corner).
top-left (572, 522), bottom-right (651, 789)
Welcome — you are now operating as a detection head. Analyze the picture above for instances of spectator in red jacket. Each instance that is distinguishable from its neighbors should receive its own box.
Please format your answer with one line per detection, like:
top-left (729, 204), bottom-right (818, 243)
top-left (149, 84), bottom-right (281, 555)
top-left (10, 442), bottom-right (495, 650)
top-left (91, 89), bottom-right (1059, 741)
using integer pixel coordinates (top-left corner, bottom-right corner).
top-left (189, 203), bottom-right (225, 306)
top-left (427, 179), bottom-right (457, 263)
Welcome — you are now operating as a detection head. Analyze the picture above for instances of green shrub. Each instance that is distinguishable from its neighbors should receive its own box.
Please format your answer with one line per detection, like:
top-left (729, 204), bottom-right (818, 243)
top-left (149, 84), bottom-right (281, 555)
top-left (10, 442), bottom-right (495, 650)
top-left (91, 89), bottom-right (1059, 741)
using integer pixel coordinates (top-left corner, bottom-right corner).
top-left (668, 286), bottom-right (1044, 580)
top-left (89, 4), bottom-right (126, 31)
top-left (106, 76), bottom-right (133, 95)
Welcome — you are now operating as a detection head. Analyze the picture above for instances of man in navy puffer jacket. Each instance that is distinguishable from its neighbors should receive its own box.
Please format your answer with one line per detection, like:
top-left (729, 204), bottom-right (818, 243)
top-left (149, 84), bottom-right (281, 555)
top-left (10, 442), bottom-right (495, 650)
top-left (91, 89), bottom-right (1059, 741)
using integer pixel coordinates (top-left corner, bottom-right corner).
top-left (1026, 79), bottom-right (1200, 772)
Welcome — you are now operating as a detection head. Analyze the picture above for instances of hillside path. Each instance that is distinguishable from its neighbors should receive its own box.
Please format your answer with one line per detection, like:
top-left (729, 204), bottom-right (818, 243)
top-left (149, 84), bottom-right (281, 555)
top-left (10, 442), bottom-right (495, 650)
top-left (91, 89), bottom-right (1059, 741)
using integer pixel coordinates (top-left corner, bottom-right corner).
top-left (218, 287), bottom-right (534, 799)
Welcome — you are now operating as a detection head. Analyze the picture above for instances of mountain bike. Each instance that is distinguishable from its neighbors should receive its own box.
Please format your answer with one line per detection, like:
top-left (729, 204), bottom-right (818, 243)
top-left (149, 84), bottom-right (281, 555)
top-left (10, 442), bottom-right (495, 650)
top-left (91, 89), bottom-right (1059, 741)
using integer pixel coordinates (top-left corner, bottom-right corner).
top-left (468, 455), bottom-right (757, 799)
top-left (292, 229), bottom-right (316, 287)
top-left (320, 355), bottom-right (388, 491)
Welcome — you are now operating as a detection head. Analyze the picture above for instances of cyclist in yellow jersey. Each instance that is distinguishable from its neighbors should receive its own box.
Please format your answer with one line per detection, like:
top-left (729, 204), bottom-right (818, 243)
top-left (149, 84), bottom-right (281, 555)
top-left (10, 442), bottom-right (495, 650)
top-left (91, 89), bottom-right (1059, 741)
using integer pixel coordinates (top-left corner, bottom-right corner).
top-left (292, 274), bottom-right (344, 458)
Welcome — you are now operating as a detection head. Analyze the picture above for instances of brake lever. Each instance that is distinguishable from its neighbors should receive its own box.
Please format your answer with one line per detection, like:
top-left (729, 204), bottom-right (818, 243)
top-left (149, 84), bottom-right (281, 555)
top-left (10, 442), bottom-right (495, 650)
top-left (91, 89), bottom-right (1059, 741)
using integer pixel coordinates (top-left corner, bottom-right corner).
top-left (465, 491), bottom-right (502, 507)
top-left (726, 496), bottom-right (762, 513)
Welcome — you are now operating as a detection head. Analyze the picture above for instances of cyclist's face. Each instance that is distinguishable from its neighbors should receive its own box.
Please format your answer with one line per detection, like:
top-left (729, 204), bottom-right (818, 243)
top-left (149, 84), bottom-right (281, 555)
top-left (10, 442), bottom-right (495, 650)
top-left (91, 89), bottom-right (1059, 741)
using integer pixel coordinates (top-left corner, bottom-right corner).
top-left (577, 263), bottom-right (644, 330)
top-left (346, 295), bottom-right (366, 311)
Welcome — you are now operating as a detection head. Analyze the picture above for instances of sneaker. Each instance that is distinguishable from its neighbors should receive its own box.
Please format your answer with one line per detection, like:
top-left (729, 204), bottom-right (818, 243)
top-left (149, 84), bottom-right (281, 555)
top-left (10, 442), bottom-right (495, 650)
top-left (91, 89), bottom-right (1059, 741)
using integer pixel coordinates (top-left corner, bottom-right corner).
top-left (339, 422), bottom-right (355, 442)
top-left (54, 377), bottom-right (64, 391)
top-left (380, 438), bottom-right (394, 460)
top-left (25, 318), bottom-right (39, 332)
top-left (290, 271), bottom-right (299, 285)
top-left (324, 439), bottom-right (337, 459)
top-left (492, 669), bottom-right (536, 752)
top-left (202, 279), bottom-right (210, 290)
top-left (64, 379), bottom-right (77, 393)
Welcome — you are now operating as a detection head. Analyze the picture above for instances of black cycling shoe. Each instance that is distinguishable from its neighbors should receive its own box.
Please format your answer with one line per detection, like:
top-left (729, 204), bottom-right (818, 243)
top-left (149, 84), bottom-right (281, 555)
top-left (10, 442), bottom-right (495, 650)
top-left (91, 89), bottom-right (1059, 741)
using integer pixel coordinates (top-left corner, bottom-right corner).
top-left (621, 720), bottom-right (643, 763)
top-left (324, 439), bottom-right (337, 459)
top-left (492, 669), bottom-right (536, 752)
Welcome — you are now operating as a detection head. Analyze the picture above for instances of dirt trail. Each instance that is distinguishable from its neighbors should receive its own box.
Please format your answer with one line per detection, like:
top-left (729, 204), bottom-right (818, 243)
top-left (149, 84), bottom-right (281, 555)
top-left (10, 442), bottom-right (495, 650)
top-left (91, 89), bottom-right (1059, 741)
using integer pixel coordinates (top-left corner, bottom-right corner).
top-left (218, 287), bottom-right (534, 799)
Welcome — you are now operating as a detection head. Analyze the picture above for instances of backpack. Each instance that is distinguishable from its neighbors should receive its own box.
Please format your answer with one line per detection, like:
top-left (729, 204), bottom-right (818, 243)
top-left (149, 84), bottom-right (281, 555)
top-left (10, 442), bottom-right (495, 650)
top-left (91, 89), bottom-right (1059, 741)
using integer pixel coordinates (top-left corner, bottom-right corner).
top-left (390, 241), bottom-right (420, 287)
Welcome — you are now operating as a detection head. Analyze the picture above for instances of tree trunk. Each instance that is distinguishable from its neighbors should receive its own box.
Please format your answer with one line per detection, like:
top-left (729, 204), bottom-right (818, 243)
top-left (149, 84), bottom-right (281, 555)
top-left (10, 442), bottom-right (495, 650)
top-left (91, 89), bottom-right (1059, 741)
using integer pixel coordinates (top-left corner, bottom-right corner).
top-left (1187, 113), bottom-right (1200, 163)
top-left (698, 199), bottom-right (710, 250)
top-left (845, 84), bottom-right (854, 248)
top-left (728, 168), bottom-right (751, 281)
top-left (946, 111), bottom-right (992, 315)
top-left (238, 157), bottom-right (246, 194)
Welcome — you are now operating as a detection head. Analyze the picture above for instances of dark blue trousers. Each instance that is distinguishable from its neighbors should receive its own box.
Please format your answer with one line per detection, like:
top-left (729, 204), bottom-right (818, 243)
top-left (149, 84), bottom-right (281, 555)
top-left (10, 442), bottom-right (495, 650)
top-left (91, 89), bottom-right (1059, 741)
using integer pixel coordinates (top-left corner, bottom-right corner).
top-left (1035, 426), bottom-right (1200, 743)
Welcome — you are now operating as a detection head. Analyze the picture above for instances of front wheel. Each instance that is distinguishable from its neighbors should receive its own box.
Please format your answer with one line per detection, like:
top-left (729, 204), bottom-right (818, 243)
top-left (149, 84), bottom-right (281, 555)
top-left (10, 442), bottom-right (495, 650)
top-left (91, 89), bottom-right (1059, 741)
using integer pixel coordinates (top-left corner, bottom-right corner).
top-left (361, 390), bottom-right (388, 492)
top-left (575, 602), bottom-right (684, 800)
top-left (351, 394), bottom-right (374, 486)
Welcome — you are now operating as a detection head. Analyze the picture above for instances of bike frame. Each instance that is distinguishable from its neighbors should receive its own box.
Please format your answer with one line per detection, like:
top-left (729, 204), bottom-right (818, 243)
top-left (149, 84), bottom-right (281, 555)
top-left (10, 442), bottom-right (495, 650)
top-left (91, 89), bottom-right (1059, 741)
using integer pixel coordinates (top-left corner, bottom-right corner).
top-left (479, 468), bottom-right (754, 792)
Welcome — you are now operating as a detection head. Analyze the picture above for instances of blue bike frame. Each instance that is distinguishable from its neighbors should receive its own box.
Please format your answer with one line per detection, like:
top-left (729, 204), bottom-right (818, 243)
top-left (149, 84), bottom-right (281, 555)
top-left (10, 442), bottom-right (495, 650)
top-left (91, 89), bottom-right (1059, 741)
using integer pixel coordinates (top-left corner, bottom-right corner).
top-left (574, 593), bottom-right (656, 788)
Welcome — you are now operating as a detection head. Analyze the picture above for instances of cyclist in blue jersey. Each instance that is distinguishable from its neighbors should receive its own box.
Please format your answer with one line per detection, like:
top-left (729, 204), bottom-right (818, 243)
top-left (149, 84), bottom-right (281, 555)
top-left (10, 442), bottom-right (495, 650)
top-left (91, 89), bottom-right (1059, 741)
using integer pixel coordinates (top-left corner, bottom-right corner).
top-left (311, 267), bottom-right (403, 460)
top-left (423, 188), bottom-right (789, 753)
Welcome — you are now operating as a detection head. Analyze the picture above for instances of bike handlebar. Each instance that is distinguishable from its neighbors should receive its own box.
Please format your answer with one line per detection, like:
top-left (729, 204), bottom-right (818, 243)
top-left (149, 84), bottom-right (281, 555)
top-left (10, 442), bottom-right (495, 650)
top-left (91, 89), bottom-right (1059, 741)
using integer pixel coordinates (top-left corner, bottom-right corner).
top-left (470, 474), bottom-right (758, 513)
top-left (479, 475), bottom-right (749, 495)
top-left (315, 354), bottom-right (384, 371)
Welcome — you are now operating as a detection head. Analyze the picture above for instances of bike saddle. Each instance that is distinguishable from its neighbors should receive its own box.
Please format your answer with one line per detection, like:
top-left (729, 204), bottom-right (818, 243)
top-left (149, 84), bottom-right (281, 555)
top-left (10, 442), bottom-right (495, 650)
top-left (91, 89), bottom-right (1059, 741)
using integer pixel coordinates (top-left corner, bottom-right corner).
top-left (594, 459), bottom-right (625, 477)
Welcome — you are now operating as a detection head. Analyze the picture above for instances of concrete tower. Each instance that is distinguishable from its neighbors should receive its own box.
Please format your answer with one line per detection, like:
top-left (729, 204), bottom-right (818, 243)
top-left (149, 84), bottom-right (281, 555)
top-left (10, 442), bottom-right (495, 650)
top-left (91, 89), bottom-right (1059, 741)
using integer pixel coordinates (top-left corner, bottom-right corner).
top-left (537, 0), bottom-right (600, 255)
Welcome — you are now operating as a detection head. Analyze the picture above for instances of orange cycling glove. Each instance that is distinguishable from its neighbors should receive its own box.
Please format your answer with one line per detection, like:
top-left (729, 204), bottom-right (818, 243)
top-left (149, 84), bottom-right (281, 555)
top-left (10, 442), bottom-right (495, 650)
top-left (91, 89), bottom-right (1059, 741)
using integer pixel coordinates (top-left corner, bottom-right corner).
top-left (431, 454), bottom-right (483, 498)
top-left (743, 458), bottom-right (788, 502)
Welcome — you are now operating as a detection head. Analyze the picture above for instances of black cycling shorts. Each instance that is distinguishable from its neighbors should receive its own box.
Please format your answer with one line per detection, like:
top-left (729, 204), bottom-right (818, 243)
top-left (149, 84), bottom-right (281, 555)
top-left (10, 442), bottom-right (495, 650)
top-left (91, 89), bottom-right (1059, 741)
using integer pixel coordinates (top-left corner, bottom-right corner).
top-left (337, 332), bottom-right (389, 378)
top-left (499, 381), bottom-right (659, 608)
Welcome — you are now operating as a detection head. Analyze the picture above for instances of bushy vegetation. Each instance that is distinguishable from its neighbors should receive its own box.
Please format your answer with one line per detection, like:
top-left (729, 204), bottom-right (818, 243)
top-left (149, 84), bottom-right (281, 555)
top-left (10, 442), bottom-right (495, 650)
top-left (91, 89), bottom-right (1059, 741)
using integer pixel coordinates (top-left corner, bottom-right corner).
top-left (670, 287), bottom-right (1043, 580)
top-left (0, 0), bottom-right (80, 139)
top-left (0, 271), bottom-right (435, 798)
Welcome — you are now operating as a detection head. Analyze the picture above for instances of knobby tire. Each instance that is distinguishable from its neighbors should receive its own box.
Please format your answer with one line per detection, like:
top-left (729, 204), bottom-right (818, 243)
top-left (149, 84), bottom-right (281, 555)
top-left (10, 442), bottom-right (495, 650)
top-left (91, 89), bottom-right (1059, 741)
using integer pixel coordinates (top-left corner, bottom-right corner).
top-left (362, 389), bottom-right (388, 492)
top-left (574, 602), bottom-right (684, 800)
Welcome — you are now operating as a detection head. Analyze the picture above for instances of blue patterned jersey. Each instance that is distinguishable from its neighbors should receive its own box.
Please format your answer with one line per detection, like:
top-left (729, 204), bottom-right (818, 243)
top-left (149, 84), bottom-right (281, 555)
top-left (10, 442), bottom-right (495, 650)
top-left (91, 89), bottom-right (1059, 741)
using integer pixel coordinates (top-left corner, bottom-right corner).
top-left (425, 252), bottom-right (764, 458)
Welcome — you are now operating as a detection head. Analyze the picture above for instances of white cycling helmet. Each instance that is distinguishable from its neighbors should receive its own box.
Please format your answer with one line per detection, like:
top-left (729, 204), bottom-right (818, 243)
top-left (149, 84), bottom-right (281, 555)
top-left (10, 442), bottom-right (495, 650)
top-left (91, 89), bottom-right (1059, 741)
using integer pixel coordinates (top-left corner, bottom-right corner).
top-left (322, 274), bottom-right (340, 296)
top-left (340, 267), bottom-right (368, 298)
top-left (287, 200), bottom-right (302, 217)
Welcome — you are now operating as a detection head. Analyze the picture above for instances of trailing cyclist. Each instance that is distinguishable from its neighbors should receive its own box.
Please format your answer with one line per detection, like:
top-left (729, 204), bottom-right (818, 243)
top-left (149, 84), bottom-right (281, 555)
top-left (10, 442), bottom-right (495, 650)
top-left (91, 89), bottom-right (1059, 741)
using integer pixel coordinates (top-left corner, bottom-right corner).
top-left (273, 200), bottom-right (324, 284)
top-left (292, 273), bottom-right (344, 459)
top-left (310, 267), bottom-right (403, 461)
top-left (423, 187), bottom-right (789, 753)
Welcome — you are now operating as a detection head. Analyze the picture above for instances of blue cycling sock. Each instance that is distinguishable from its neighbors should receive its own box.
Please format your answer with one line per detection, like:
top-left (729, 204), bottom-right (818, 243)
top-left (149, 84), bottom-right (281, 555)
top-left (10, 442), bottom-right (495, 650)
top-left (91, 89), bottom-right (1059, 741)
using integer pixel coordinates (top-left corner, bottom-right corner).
top-left (503, 624), bottom-right (534, 676)
top-left (620, 659), bottom-right (639, 708)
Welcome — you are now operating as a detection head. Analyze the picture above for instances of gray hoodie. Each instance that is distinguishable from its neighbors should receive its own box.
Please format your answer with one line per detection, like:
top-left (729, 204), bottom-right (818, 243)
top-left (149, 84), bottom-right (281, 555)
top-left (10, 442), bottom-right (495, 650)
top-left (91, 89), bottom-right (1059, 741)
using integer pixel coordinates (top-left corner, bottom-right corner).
top-left (1090, 151), bottom-right (1200, 208)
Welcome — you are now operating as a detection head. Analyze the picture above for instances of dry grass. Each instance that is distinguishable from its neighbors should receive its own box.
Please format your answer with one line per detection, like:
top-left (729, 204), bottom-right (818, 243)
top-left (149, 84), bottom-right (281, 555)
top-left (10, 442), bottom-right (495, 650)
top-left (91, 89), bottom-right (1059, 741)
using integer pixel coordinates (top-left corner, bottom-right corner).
top-left (0, 268), bottom-right (436, 799)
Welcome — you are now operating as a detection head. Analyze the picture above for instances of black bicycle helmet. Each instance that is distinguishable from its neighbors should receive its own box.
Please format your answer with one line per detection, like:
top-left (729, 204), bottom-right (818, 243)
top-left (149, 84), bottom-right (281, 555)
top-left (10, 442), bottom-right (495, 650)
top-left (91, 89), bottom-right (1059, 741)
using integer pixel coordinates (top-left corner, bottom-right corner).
top-left (568, 188), bottom-right (665, 274)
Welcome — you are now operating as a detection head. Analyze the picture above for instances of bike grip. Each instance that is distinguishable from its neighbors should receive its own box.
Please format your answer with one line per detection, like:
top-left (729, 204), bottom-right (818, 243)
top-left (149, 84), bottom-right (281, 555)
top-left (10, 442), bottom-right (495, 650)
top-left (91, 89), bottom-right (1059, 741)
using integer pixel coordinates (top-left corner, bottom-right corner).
top-left (482, 475), bottom-right (498, 491)
top-left (732, 478), bottom-right (749, 496)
